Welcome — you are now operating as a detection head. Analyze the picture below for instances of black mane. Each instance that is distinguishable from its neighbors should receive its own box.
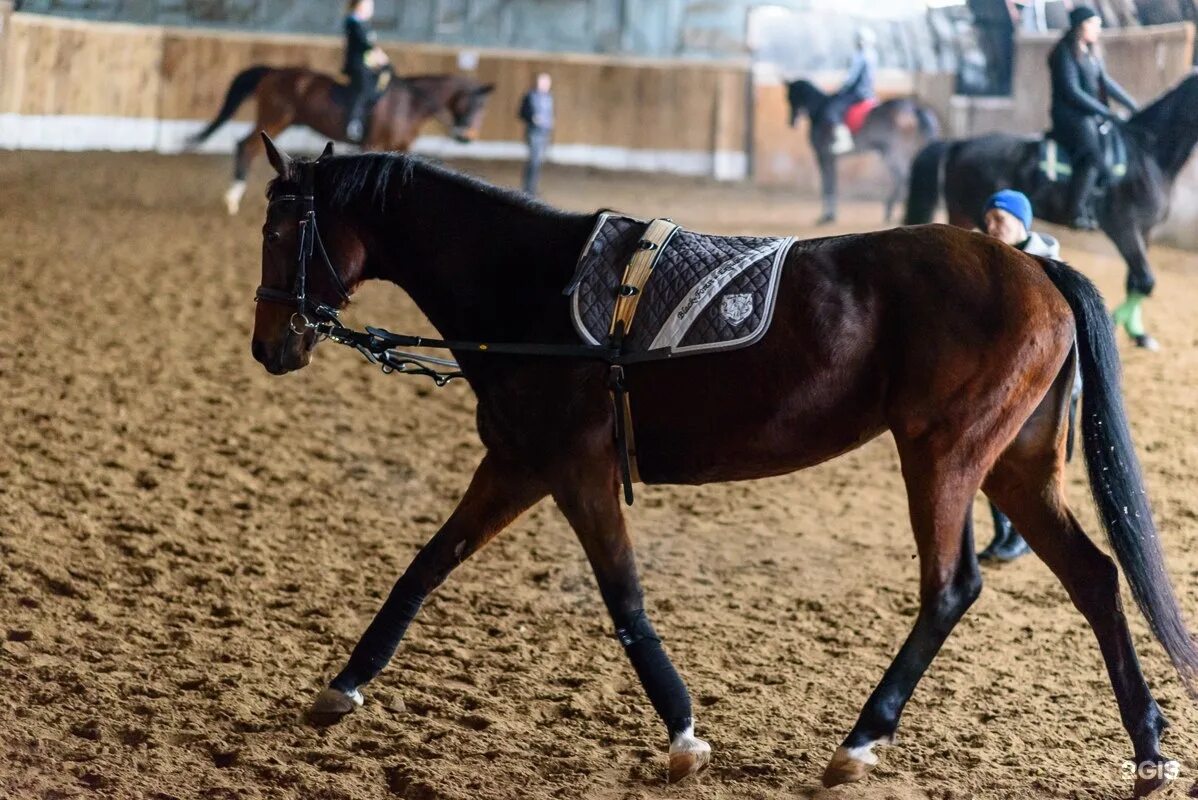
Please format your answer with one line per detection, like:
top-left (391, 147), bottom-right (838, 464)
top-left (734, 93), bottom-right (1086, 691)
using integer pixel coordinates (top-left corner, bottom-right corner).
top-left (1127, 73), bottom-right (1198, 180)
top-left (306, 152), bottom-right (566, 217)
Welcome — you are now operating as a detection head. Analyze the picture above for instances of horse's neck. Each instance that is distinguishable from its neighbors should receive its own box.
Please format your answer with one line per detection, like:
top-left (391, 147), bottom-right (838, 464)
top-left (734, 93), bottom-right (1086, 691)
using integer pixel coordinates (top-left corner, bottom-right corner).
top-left (364, 176), bottom-right (592, 342)
top-left (798, 82), bottom-right (829, 117)
top-left (401, 79), bottom-right (453, 116)
top-left (1131, 86), bottom-right (1198, 181)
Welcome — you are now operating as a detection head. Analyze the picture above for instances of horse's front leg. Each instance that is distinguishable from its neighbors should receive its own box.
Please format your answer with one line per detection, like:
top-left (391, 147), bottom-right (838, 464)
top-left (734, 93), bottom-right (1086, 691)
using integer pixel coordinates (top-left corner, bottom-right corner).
top-left (550, 438), bottom-right (709, 783)
top-left (309, 453), bottom-right (546, 724)
top-left (1104, 220), bottom-right (1159, 350)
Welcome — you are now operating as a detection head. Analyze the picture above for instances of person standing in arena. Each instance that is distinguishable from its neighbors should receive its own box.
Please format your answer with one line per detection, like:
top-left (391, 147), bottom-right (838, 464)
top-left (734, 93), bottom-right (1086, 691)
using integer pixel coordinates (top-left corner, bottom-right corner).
top-left (976, 189), bottom-right (1075, 562)
top-left (1049, 5), bottom-right (1138, 230)
top-left (967, 0), bottom-right (1022, 95)
top-left (343, 0), bottom-right (390, 144)
top-left (824, 28), bottom-right (878, 156)
top-left (518, 72), bottom-right (555, 196)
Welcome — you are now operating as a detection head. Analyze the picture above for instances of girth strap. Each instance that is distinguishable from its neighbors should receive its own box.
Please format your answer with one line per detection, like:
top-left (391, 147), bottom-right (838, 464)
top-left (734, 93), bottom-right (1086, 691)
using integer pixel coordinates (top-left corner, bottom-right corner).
top-left (607, 218), bottom-right (678, 506)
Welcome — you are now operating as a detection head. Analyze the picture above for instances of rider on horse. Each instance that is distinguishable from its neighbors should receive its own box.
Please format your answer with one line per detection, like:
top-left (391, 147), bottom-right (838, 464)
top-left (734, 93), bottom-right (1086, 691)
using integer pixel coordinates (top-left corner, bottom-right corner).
top-left (344, 0), bottom-right (391, 144)
top-left (826, 28), bottom-right (878, 156)
top-left (1049, 6), bottom-right (1137, 230)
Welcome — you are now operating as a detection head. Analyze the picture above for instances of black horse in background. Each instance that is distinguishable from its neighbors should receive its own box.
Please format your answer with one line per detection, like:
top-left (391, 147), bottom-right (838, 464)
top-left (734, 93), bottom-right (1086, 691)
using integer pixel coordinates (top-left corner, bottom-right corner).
top-left (905, 73), bottom-right (1198, 350)
top-left (786, 79), bottom-right (940, 225)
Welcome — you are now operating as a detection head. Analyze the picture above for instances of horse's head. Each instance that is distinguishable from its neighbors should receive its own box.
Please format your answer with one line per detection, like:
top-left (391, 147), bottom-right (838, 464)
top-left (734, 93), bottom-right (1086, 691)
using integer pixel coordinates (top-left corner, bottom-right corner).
top-left (786, 80), bottom-right (818, 128)
top-left (251, 136), bottom-right (367, 375)
top-left (447, 81), bottom-right (496, 143)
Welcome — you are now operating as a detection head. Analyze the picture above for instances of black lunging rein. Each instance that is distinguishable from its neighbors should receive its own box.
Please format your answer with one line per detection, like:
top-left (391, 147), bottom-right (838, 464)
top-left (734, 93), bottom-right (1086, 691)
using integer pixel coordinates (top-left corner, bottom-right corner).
top-left (253, 191), bottom-right (644, 503)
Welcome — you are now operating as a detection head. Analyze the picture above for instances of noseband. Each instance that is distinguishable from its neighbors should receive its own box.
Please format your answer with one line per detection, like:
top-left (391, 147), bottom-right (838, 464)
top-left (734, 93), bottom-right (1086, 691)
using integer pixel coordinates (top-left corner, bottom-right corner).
top-left (254, 193), bottom-right (352, 335)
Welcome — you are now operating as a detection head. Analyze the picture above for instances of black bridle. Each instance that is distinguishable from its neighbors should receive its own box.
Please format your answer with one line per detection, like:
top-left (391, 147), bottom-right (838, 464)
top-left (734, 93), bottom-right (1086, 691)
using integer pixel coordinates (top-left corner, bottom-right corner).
top-left (253, 171), bottom-right (662, 505)
top-left (254, 193), bottom-right (351, 335)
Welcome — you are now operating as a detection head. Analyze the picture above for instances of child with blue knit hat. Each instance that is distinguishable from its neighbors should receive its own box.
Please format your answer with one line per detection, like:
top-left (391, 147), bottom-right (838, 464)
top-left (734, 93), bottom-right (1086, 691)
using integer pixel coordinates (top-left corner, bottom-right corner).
top-left (977, 189), bottom-right (1065, 562)
top-left (982, 189), bottom-right (1060, 259)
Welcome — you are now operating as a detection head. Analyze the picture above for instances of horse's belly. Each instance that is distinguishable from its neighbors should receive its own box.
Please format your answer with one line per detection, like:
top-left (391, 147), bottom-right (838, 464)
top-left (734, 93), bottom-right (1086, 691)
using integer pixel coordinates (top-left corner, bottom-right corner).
top-left (627, 359), bottom-right (887, 486)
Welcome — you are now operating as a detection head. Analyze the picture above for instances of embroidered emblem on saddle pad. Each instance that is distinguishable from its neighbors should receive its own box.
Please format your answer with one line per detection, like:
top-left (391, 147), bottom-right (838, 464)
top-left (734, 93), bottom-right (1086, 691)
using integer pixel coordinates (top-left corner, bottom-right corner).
top-left (569, 213), bottom-right (795, 357)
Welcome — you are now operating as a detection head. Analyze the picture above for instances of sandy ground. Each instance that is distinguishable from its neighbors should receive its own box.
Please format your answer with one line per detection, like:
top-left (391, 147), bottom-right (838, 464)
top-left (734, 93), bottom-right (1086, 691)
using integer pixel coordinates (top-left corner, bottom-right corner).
top-left (4, 152), bottom-right (1198, 800)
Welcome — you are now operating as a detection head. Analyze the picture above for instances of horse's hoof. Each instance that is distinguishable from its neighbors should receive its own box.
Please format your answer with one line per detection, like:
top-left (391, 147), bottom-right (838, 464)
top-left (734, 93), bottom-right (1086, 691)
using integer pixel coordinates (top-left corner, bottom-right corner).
top-left (1132, 758), bottom-right (1180, 797)
top-left (1134, 334), bottom-right (1160, 352)
top-left (816, 214), bottom-right (836, 226)
top-left (821, 740), bottom-right (886, 787)
top-left (667, 728), bottom-right (711, 783)
top-left (307, 687), bottom-right (363, 726)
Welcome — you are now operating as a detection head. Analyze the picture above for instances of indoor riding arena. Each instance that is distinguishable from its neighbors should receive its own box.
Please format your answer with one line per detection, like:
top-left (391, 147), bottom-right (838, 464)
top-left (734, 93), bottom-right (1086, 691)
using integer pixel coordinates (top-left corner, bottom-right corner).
top-left (7, 2), bottom-right (1198, 799)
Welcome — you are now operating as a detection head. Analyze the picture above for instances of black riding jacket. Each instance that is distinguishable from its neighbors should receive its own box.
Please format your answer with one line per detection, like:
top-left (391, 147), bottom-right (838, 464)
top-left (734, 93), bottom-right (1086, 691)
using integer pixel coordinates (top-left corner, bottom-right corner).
top-left (344, 16), bottom-right (376, 77)
top-left (1048, 37), bottom-right (1136, 123)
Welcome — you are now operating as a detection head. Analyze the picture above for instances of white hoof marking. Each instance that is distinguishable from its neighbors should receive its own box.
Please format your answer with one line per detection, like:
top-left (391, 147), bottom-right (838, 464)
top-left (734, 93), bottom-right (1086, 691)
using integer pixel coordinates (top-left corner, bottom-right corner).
top-left (668, 725), bottom-right (712, 782)
top-left (225, 181), bottom-right (247, 215)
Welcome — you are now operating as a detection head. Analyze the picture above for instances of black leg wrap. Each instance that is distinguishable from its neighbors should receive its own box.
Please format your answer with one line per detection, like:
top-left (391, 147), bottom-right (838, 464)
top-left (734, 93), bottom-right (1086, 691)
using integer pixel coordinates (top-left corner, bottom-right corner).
top-left (331, 590), bottom-right (427, 692)
top-left (615, 610), bottom-right (693, 736)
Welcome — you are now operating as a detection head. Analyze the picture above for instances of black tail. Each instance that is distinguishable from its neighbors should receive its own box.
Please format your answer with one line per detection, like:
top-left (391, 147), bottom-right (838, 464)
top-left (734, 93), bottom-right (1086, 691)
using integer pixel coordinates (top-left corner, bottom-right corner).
top-left (1041, 258), bottom-right (1198, 693)
top-left (186, 65), bottom-right (271, 147)
top-left (903, 139), bottom-right (951, 225)
top-left (915, 106), bottom-right (940, 142)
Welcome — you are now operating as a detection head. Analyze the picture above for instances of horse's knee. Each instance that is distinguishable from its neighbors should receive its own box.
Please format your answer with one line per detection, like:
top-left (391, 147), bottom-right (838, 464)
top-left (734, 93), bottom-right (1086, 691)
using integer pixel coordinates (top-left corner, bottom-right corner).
top-left (924, 571), bottom-right (981, 634)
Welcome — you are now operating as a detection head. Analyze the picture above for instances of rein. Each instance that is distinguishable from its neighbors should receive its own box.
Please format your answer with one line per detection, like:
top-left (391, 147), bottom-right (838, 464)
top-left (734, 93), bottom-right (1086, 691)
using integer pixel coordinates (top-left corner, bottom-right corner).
top-left (254, 185), bottom-right (645, 502)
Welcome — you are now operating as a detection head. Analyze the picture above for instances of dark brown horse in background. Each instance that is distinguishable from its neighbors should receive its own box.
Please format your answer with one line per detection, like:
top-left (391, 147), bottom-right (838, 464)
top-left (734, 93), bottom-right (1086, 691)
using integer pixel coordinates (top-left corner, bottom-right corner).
top-left (250, 135), bottom-right (1196, 797)
top-left (786, 79), bottom-right (940, 225)
top-left (188, 66), bottom-right (494, 213)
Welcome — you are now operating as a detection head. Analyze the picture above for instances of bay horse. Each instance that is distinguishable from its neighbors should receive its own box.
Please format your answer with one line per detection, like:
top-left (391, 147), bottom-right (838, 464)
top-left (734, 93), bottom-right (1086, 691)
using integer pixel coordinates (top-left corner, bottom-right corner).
top-left (187, 66), bottom-right (495, 214)
top-left (250, 134), bottom-right (1197, 797)
top-left (904, 73), bottom-right (1198, 351)
top-left (786, 79), bottom-right (940, 225)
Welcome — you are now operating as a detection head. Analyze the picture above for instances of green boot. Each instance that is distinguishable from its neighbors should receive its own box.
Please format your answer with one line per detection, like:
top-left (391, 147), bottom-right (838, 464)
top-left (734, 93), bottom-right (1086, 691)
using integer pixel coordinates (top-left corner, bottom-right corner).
top-left (1112, 292), bottom-right (1159, 351)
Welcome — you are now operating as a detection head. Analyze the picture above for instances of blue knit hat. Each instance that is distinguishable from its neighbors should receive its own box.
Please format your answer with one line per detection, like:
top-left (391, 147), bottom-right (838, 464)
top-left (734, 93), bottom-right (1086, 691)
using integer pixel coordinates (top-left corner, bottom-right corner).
top-left (984, 190), bottom-right (1033, 231)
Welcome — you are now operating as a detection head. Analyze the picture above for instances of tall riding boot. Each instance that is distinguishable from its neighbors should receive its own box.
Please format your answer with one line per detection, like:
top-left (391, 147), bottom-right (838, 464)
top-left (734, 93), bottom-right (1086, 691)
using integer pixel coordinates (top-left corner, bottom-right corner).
top-left (1066, 162), bottom-right (1100, 230)
top-left (979, 502), bottom-right (1031, 562)
top-left (346, 80), bottom-right (370, 144)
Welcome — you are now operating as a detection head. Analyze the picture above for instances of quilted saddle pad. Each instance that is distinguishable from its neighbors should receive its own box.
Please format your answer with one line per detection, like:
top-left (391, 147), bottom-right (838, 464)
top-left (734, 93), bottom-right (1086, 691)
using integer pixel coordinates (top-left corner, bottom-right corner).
top-left (569, 213), bottom-right (796, 358)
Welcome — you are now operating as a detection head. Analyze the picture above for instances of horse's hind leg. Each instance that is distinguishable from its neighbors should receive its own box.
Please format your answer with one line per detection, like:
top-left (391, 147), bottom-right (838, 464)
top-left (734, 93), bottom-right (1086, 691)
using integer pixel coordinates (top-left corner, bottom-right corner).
top-left (308, 453), bottom-right (546, 724)
top-left (550, 440), bottom-right (708, 783)
top-left (226, 111), bottom-right (292, 215)
top-left (822, 444), bottom-right (984, 786)
top-left (984, 358), bottom-right (1174, 797)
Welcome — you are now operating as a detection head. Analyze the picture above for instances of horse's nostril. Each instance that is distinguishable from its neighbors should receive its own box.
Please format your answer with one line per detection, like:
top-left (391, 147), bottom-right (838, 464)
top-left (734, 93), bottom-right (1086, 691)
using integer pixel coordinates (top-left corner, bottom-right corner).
top-left (251, 340), bottom-right (267, 364)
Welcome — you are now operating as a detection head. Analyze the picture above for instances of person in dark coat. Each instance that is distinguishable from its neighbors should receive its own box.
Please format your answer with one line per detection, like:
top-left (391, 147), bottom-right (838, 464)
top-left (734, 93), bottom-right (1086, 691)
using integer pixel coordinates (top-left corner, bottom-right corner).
top-left (1048, 5), bottom-right (1138, 230)
top-left (343, 0), bottom-right (390, 144)
top-left (824, 28), bottom-right (879, 156)
top-left (967, 0), bottom-right (1022, 95)
top-left (518, 73), bottom-right (555, 196)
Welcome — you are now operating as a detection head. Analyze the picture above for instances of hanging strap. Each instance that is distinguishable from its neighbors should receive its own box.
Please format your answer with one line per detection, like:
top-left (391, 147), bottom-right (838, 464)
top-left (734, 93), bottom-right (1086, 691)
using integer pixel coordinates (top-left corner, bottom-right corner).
top-left (607, 218), bottom-right (679, 505)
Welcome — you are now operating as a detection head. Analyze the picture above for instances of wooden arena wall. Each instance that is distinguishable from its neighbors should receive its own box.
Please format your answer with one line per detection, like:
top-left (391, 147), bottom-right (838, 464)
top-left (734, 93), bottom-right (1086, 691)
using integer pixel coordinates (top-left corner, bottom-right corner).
top-left (0, 10), bottom-right (750, 180)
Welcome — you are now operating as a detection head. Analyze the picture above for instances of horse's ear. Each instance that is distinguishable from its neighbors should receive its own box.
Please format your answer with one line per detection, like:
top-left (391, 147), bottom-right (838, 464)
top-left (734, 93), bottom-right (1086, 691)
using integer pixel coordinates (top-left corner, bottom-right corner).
top-left (319, 141), bottom-right (335, 161)
top-left (261, 132), bottom-right (292, 177)
top-left (474, 83), bottom-right (496, 96)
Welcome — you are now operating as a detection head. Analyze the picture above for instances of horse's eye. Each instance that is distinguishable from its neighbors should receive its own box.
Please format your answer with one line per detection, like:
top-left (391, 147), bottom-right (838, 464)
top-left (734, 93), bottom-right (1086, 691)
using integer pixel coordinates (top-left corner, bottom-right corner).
top-left (266, 231), bottom-right (282, 243)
